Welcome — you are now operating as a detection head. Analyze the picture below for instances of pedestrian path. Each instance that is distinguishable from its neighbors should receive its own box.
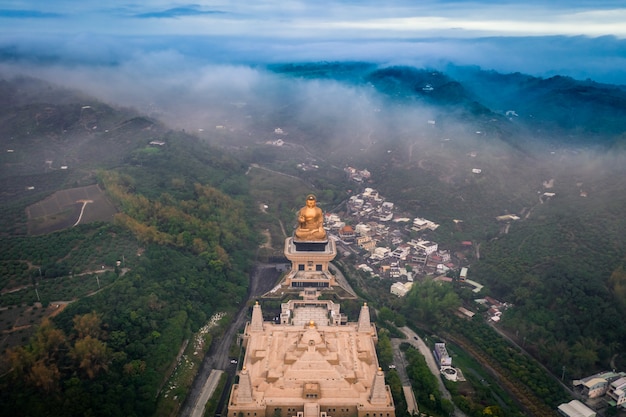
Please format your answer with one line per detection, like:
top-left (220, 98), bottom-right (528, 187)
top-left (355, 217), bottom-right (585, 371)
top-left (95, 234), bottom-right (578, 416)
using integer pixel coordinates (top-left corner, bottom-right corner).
top-left (190, 369), bottom-right (224, 417)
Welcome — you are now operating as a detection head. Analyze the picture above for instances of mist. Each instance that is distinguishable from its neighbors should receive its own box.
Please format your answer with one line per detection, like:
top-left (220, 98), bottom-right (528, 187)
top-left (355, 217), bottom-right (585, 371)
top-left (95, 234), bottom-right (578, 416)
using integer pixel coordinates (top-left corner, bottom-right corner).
top-left (2, 0), bottom-right (626, 202)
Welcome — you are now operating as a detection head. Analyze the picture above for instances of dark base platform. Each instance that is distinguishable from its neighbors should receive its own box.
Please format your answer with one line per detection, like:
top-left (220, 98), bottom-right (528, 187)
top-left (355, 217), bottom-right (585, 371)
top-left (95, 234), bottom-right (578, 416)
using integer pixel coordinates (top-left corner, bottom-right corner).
top-left (293, 239), bottom-right (329, 252)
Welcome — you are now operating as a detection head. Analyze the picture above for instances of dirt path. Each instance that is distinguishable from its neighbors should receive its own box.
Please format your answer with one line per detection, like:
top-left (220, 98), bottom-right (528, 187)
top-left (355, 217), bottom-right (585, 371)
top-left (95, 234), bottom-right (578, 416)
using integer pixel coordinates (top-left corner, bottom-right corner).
top-left (72, 199), bottom-right (93, 226)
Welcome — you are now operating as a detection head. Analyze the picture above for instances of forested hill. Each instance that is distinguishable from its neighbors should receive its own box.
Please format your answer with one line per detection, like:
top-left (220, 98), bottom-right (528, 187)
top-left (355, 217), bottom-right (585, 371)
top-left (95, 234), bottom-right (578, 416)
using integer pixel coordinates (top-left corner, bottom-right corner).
top-left (0, 75), bottom-right (260, 416)
top-left (270, 62), bottom-right (626, 146)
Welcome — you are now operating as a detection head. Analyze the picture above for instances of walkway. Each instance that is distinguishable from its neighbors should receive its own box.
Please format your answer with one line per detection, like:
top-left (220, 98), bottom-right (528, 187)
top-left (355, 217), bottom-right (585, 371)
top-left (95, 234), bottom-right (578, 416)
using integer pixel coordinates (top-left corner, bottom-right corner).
top-left (391, 338), bottom-right (419, 414)
top-left (190, 369), bottom-right (224, 417)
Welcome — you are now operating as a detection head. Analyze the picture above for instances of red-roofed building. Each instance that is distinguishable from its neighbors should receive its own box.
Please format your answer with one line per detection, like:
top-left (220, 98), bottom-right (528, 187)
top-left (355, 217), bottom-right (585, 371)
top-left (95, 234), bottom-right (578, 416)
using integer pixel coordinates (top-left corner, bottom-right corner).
top-left (339, 225), bottom-right (355, 242)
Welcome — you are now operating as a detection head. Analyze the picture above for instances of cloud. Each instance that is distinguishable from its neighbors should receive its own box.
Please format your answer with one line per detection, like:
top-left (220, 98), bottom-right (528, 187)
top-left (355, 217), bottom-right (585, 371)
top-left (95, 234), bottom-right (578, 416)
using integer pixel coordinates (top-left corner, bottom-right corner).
top-left (0, 9), bottom-right (62, 18)
top-left (133, 6), bottom-right (227, 19)
top-left (1, 1), bottom-right (626, 87)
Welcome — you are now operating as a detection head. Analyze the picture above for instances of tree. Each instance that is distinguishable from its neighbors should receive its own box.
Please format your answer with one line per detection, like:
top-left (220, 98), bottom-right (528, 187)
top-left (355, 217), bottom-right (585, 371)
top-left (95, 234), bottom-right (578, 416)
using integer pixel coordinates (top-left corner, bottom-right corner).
top-left (70, 336), bottom-right (110, 380)
top-left (73, 311), bottom-right (104, 340)
top-left (28, 359), bottom-right (61, 393)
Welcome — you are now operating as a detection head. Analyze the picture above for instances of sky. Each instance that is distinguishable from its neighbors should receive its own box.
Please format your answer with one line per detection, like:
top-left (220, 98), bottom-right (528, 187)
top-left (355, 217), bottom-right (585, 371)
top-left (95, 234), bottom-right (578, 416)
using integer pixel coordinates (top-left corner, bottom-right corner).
top-left (1, 1), bottom-right (625, 83)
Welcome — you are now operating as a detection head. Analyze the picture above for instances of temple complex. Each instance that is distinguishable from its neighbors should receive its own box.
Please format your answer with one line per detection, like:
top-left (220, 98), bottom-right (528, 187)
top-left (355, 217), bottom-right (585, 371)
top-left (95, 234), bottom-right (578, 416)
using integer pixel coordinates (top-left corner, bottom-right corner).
top-left (228, 195), bottom-right (395, 417)
top-left (227, 301), bottom-right (396, 417)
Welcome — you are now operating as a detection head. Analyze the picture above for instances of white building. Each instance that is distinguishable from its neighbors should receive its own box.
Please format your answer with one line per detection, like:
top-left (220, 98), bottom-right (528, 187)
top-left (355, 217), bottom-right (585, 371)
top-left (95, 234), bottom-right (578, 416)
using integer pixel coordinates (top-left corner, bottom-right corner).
top-left (381, 201), bottom-right (394, 211)
top-left (433, 343), bottom-right (452, 369)
top-left (607, 377), bottom-right (626, 407)
top-left (390, 282), bottom-right (411, 297)
top-left (391, 245), bottom-right (411, 261)
top-left (412, 239), bottom-right (438, 255)
top-left (411, 217), bottom-right (439, 232)
top-left (371, 247), bottom-right (391, 260)
top-left (460, 267), bottom-right (468, 281)
top-left (349, 196), bottom-right (364, 208)
top-left (362, 188), bottom-right (378, 199)
top-left (557, 399), bottom-right (596, 417)
top-left (581, 378), bottom-right (609, 399)
top-left (574, 371), bottom-right (626, 399)
top-left (355, 223), bottom-right (371, 236)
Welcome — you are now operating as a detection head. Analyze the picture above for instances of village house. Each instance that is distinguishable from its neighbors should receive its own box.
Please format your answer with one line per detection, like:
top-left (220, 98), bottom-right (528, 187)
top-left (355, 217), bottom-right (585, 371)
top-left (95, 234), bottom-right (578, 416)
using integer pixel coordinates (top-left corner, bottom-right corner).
top-left (460, 267), bottom-right (468, 281)
top-left (390, 281), bottom-right (412, 297)
top-left (574, 371), bottom-right (626, 400)
top-left (411, 217), bottom-right (439, 232)
top-left (411, 239), bottom-right (438, 255)
top-left (358, 264), bottom-right (374, 274)
top-left (362, 187), bottom-right (380, 200)
top-left (389, 263), bottom-right (401, 279)
top-left (355, 223), bottom-right (371, 236)
top-left (345, 167), bottom-right (372, 183)
top-left (607, 377), bottom-right (626, 408)
top-left (356, 236), bottom-right (376, 252)
top-left (338, 225), bottom-right (355, 242)
top-left (369, 246), bottom-right (391, 262)
top-left (581, 377), bottom-right (610, 399)
top-left (411, 249), bottom-right (428, 265)
top-left (391, 245), bottom-right (411, 261)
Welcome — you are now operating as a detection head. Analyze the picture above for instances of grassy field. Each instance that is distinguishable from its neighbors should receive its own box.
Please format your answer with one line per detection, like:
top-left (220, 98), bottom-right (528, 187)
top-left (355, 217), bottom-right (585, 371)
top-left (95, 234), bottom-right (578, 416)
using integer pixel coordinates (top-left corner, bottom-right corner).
top-left (25, 184), bottom-right (118, 235)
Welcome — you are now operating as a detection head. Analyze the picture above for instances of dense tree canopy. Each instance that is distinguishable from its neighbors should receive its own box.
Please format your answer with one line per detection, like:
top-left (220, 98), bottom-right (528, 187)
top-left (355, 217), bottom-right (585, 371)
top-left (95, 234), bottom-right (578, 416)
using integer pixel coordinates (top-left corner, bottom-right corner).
top-left (1, 120), bottom-right (259, 415)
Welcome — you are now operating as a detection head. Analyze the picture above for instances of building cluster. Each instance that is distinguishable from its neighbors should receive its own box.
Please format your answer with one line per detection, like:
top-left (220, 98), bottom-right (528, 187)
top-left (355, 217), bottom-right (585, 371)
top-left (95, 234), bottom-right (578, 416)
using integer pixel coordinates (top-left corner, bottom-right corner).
top-left (324, 183), bottom-right (511, 329)
top-left (323, 187), bottom-right (459, 290)
top-left (343, 166), bottom-right (371, 183)
top-left (568, 371), bottom-right (626, 414)
top-left (325, 184), bottom-right (513, 331)
top-left (474, 296), bottom-right (509, 322)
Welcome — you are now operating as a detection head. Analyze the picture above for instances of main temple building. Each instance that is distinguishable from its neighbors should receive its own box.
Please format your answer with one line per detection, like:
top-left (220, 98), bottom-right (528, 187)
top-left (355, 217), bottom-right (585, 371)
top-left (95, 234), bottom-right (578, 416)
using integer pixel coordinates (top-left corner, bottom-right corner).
top-left (227, 195), bottom-right (396, 417)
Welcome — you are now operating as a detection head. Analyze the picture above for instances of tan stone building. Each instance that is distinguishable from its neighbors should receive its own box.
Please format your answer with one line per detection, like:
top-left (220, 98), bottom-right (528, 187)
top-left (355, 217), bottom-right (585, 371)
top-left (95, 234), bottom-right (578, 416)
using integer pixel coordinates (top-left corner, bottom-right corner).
top-left (228, 300), bottom-right (396, 417)
top-left (283, 237), bottom-right (338, 289)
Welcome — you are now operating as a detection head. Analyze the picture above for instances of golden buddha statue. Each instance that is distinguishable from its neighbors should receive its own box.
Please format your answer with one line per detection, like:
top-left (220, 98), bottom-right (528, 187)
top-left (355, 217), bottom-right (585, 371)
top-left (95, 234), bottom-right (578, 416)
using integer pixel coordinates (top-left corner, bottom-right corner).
top-left (294, 194), bottom-right (327, 241)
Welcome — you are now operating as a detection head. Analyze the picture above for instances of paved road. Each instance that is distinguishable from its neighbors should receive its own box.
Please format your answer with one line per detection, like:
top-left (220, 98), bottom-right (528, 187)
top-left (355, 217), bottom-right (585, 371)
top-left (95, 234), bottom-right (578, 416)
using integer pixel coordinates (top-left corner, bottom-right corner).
top-left (328, 263), bottom-right (357, 297)
top-left (402, 386), bottom-right (419, 415)
top-left (179, 264), bottom-right (281, 417)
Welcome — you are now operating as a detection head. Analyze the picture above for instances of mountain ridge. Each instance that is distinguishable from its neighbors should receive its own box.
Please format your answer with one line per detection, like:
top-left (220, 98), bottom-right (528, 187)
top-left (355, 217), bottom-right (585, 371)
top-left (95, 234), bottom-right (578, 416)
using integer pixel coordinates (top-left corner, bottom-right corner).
top-left (269, 61), bottom-right (626, 146)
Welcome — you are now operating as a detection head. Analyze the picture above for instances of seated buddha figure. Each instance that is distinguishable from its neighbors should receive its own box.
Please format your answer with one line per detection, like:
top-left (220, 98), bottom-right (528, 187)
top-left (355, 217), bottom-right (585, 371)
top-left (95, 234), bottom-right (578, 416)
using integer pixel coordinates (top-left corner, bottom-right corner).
top-left (294, 194), bottom-right (327, 241)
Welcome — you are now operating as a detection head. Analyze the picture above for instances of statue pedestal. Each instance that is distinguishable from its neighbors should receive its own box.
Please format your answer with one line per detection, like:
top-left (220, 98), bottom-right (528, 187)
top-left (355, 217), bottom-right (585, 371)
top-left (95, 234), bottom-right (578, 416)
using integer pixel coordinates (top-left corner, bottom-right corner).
top-left (283, 237), bottom-right (337, 288)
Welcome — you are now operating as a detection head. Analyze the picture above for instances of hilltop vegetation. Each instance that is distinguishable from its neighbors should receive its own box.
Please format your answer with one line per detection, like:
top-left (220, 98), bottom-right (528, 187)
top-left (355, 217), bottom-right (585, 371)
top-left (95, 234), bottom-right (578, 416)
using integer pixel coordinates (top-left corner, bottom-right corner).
top-left (0, 75), bottom-right (259, 416)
